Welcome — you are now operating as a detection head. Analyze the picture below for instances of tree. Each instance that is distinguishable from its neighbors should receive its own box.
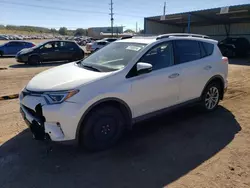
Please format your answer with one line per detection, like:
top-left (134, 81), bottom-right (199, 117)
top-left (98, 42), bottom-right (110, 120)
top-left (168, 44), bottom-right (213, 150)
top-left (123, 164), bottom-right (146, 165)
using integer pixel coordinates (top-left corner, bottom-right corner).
top-left (124, 29), bottom-right (135, 33)
top-left (59, 27), bottom-right (68, 35)
top-left (74, 28), bottom-right (87, 36)
top-left (50, 28), bottom-right (57, 33)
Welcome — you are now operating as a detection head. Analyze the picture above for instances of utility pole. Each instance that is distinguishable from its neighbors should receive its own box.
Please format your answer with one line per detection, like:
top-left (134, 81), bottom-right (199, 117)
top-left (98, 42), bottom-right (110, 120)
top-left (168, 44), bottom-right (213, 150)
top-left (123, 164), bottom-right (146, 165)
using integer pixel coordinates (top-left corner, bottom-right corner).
top-left (163, 1), bottom-right (166, 16)
top-left (161, 1), bottom-right (166, 20)
top-left (109, 0), bottom-right (114, 37)
top-left (136, 22), bottom-right (138, 33)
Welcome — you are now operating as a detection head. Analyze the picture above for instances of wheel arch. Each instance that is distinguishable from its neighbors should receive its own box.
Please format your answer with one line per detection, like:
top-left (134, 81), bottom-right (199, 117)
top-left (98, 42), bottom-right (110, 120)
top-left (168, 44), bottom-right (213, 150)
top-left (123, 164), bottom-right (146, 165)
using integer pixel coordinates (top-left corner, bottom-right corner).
top-left (201, 75), bottom-right (225, 100)
top-left (75, 97), bottom-right (132, 140)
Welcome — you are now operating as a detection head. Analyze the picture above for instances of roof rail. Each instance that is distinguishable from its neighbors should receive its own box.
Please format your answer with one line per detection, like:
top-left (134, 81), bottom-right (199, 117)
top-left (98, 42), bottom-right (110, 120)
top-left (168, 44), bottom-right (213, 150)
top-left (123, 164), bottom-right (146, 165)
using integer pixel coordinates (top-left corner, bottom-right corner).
top-left (156, 33), bottom-right (209, 40)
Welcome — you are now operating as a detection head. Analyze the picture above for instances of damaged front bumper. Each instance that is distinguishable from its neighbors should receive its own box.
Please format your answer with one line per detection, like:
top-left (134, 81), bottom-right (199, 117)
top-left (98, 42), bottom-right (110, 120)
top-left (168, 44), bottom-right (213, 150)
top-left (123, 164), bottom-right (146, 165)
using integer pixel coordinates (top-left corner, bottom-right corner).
top-left (19, 90), bottom-right (81, 142)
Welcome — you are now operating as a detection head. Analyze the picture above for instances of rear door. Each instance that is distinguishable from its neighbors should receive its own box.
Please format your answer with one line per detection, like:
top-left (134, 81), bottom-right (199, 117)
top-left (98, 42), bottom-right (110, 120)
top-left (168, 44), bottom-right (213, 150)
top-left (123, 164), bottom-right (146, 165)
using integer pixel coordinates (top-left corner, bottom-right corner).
top-left (58, 41), bottom-right (77, 61)
top-left (175, 40), bottom-right (215, 103)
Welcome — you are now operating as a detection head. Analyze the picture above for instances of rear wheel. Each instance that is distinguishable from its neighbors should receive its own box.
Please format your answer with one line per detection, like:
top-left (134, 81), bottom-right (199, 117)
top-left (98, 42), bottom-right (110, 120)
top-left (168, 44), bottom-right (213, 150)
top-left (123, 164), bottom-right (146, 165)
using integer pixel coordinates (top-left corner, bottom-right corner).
top-left (201, 82), bottom-right (221, 111)
top-left (80, 105), bottom-right (125, 151)
top-left (28, 55), bottom-right (41, 65)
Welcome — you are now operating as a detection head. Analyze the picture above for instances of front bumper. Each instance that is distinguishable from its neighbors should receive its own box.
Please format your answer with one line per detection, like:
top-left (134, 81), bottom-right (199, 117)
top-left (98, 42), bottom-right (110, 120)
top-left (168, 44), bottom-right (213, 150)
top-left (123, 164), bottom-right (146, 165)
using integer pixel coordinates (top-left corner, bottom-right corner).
top-left (16, 55), bottom-right (28, 63)
top-left (19, 92), bottom-right (83, 142)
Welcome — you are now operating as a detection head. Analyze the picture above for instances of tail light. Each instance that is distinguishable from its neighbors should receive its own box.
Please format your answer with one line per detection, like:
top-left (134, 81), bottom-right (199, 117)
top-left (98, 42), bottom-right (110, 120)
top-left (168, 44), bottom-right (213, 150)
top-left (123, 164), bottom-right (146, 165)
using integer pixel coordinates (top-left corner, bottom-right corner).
top-left (222, 57), bottom-right (228, 63)
top-left (32, 43), bottom-right (35, 47)
top-left (86, 44), bottom-right (92, 50)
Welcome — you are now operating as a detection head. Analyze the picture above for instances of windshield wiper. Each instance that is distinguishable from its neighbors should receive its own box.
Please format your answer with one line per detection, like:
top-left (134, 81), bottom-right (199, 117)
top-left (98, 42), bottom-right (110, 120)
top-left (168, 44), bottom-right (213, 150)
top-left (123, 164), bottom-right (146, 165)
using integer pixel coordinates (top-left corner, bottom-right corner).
top-left (81, 64), bottom-right (101, 72)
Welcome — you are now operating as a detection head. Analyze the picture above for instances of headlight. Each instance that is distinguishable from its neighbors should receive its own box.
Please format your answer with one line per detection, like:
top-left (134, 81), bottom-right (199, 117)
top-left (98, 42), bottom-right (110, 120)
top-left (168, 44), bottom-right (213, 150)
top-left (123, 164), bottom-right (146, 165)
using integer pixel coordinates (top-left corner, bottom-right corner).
top-left (43, 89), bottom-right (79, 104)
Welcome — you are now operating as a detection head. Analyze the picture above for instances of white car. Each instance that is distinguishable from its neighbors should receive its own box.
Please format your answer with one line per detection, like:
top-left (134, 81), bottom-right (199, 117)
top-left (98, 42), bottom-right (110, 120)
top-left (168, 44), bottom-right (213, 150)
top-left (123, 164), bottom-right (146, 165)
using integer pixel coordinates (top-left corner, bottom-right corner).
top-left (19, 33), bottom-right (228, 151)
top-left (86, 40), bottom-right (109, 52)
top-left (86, 38), bottom-right (117, 52)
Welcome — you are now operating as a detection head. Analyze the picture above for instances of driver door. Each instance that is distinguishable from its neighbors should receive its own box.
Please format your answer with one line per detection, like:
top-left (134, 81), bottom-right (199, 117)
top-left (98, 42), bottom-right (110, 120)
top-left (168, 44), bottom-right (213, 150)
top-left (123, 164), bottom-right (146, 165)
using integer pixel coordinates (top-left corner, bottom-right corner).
top-left (40, 42), bottom-right (60, 62)
top-left (128, 42), bottom-right (181, 118)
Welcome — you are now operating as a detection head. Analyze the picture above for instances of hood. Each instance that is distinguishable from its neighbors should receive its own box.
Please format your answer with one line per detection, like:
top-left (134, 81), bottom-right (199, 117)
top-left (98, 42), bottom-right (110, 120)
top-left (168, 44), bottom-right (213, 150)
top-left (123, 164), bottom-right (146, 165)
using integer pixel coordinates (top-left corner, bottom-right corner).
top-left (26, 62), bottom-right (113, 92)
top-left (18, 47), bottom-right (34, 54)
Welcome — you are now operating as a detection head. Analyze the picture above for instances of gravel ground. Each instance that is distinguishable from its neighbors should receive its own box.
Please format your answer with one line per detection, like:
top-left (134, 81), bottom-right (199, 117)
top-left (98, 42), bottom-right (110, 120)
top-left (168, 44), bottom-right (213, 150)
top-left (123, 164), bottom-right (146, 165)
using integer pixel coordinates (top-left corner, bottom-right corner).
top-left (0, 56), bottom-right (250, 188)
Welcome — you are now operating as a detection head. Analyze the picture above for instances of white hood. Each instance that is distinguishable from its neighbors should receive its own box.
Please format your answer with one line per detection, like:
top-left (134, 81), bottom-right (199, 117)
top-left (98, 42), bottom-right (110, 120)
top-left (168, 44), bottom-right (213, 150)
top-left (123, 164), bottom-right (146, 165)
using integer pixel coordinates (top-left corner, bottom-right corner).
top-left (26, 62), bottom-right (112, 92)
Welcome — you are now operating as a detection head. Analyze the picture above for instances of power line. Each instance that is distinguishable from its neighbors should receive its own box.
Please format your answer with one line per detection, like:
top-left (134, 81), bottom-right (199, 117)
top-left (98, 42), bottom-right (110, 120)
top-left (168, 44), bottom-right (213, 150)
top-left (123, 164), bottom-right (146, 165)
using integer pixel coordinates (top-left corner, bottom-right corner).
top-left (0, 0), bottom-right (148, 18)
top-left (0, 1), bottom-right (109, 15)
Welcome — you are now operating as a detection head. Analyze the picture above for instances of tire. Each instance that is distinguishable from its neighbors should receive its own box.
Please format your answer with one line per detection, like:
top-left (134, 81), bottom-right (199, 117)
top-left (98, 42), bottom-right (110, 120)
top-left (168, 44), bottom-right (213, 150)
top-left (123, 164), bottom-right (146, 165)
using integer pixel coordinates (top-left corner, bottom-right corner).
top-left (0, 51), bottom-right (3, 57)
top-left (201, 82), bottom-right (222, 112)
top-left (80, 105), bottom-right (125, 151)
top-left (28, 55), bottom-right (41, 65)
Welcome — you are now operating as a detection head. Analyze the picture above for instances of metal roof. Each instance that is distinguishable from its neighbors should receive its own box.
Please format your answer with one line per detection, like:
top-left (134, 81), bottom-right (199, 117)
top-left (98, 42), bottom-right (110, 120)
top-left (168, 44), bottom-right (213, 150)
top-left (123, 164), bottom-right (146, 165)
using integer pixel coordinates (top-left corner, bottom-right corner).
top-left (145, 4), bottom-right (250, 26)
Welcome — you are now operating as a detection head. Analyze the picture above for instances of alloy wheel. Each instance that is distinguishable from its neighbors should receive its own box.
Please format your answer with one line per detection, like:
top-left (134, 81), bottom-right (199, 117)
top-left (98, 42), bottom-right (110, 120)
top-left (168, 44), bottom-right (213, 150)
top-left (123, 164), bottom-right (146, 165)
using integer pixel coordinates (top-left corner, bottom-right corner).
top-left (205, 86), bottom-right (219, 110)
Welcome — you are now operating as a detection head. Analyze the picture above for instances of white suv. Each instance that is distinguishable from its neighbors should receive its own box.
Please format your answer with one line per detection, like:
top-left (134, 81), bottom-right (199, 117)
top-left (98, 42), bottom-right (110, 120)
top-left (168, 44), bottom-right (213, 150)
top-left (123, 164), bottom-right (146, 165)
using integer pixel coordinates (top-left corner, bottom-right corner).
top-left (19, 33), bottom-right (228, 151)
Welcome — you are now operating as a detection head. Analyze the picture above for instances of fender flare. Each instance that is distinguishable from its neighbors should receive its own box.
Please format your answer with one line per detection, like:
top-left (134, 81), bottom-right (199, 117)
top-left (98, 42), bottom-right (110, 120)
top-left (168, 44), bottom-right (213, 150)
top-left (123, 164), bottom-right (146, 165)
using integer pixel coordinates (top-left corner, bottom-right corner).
top-left (75, 97), bottom-right (132, 140)
top-left (201, 75), bottom-right (225, 99)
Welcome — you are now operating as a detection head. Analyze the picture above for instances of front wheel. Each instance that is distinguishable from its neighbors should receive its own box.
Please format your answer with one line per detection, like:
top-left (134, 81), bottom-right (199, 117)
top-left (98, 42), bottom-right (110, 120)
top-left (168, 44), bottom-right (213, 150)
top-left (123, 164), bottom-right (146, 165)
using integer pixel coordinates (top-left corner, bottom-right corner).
top-left (201, 83), bottom-right (222, 111)
top-left (80, 105), bottom-right (125, 151)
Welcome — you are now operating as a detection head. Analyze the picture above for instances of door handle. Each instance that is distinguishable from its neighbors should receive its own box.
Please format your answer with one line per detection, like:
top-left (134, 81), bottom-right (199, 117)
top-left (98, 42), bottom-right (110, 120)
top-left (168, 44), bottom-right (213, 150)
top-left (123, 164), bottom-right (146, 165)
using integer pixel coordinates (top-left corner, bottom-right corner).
top-left (41, 53), bottom-right (48, 55)
top-left (55, 50), bottom-right (59, 52)
top-left (204, 65), bottom-right (212, 70)
top-left (168, 73), bottom-right (180, 79)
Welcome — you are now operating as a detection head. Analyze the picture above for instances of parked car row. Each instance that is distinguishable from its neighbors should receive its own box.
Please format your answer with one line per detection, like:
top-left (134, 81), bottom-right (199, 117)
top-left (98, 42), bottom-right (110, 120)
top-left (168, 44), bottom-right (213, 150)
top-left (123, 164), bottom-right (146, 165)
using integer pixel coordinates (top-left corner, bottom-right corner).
top-left (0, 40), bottom-right (85, 65)
top-left (0, 34), bottom-right (61, 40)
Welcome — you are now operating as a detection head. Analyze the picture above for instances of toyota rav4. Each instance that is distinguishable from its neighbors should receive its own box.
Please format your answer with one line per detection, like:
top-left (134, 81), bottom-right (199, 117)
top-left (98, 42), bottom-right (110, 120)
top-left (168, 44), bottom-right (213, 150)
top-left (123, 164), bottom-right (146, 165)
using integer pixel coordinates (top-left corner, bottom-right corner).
top-left (19, 33), bottom-right (228, 151)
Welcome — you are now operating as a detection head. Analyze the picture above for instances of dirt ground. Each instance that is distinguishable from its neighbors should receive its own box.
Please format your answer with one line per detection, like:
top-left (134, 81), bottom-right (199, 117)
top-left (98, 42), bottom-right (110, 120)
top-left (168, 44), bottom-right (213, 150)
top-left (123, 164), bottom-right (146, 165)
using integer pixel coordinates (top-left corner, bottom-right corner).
top-left (0, 56), bottom-right (250, 188)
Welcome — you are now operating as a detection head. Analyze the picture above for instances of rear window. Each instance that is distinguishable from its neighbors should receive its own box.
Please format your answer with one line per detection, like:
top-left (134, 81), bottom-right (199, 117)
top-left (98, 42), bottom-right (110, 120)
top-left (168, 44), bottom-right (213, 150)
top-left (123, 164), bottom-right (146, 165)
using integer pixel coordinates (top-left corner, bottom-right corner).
top-left (200, 42), bottom-right (214, 57)
top-left (106, 39), bottom-right (117, 42)
top-left (175, 40), bottom-right (201, 64)
top-left (97, 42), bottom-right (107, 45)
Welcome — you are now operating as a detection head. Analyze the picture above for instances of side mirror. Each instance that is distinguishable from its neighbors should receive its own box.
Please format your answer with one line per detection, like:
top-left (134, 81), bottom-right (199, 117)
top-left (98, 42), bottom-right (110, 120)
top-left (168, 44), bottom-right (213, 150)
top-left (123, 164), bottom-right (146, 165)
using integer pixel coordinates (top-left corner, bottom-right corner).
top-left (137, 62), bottom-right (152, 75)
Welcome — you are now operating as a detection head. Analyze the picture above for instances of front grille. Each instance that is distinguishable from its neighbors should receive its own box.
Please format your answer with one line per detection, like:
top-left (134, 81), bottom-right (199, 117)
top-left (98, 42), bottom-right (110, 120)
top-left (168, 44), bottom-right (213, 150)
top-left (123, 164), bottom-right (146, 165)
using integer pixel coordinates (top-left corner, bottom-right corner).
top-left (23, 105), bottom-right (36, 117)
top-left (22, 104), bottom-right (45, 122)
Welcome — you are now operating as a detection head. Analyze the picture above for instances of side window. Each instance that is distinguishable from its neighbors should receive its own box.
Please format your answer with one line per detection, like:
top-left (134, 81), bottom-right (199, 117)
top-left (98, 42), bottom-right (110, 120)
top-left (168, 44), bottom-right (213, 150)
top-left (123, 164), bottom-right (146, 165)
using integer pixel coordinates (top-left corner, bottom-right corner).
top-left (201, 42), bottom-right (214, 57)
top-left (7, 42), bottom-right (21, 46)
top-left (41, 42), bottom-right (54, 50)
top-left (65, 42), bottom-right (77, 49)
top-left (98, 42), bottom-right (107, 46)
top-left (175, 40), bottom-right (201, 64)
top-left (140, 42), bottom-right (174, 71)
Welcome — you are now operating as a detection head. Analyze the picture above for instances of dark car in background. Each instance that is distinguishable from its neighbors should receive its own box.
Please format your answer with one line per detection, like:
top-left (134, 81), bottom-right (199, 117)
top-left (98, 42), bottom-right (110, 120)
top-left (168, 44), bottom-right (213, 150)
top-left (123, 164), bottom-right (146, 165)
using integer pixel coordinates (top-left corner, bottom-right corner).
top-left (218, 37), bottom-right (250, 58)
top-left (16, 40), bottom-right (85, 65)
top-left (0, 41), bottom-right (35, 56)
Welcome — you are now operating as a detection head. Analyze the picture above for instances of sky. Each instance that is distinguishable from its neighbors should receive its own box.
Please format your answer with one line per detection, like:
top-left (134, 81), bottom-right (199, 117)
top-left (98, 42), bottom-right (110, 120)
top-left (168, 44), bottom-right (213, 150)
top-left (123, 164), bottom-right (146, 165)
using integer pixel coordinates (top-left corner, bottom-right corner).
top-left (0, 0), bottom-right (249, 31)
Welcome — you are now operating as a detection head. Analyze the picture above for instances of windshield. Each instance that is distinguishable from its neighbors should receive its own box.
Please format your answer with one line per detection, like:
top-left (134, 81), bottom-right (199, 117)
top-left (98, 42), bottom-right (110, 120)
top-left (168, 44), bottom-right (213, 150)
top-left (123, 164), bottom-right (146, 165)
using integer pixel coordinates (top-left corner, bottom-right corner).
top-left (81, 42), bottom-right (146, 72)
top-left (35, 41), bottom-right (49, 48)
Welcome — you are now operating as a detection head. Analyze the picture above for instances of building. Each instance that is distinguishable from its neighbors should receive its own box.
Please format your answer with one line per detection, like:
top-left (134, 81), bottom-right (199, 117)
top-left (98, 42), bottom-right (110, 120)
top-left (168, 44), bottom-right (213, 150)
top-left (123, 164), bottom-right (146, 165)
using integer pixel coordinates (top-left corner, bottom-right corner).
top-left (88, 26), bottom-right (123, 39)
top-left (144, 4), bottom-right (250, 41)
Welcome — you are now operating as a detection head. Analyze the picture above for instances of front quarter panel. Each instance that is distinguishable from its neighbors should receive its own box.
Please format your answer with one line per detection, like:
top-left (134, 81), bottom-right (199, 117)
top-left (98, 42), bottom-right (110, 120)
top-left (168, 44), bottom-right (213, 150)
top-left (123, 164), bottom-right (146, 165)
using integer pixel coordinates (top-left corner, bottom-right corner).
top-left (67, 72), bottom-right (133, 131)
